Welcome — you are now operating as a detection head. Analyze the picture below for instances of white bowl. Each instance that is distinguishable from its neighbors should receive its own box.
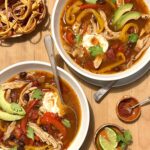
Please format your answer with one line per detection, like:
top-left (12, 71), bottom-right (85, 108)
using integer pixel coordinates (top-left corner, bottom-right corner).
top-left (0, 61), bottom-right (90, 150)
top-left (51, 0), bottom-right (150, 81)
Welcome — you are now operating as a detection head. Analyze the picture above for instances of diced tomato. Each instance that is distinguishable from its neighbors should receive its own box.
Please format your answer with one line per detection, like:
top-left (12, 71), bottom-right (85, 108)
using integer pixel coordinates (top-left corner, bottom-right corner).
top-left (26, 100), bottom-right (39, 114)
top-left (66, 31), bottom-right (75, 45)
top-left (35, 135), bottom-right (40, 142)
top-left (106, 48), bottom-right (116, 60)
top-left (20, 116), bottom-right (28, 134)
top-left (29, 109), bottom-right (39, 121)
top-left (21, 100), bottom-right (39, 133)
top-left (14, 127), bottom-right (22, 139)
top-left (40, 112), bottom-right (67, 138)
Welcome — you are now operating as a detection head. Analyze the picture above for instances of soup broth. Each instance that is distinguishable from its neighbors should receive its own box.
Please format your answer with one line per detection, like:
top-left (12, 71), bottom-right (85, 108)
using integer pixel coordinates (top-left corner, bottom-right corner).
top-left (60, 0), bottom-right (150, 74)
top-left (0, 71), bottom-right (81, 149)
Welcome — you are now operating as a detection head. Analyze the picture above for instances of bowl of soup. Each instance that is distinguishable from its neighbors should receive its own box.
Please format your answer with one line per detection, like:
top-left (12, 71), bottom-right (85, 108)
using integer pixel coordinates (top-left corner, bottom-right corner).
top-left (0, 61), bottom-right (90, 150)
top-left (51, 0), bottom-right (150, 81)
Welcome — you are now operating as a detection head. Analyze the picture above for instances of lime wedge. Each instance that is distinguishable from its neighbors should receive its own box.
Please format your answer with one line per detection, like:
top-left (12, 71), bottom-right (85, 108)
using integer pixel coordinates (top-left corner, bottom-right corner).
top-left (105, 127), bottom-right (118, 148)
top-left (99, 135), bottom-right (115, 150)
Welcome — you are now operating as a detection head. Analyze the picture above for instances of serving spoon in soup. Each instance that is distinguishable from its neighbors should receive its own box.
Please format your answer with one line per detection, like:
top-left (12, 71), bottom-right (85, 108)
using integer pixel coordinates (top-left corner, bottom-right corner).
top-left (44, 35), bottom-right (77, 119)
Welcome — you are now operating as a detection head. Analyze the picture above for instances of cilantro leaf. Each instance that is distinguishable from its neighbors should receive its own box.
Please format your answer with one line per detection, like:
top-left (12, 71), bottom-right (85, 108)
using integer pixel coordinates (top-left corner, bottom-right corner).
top-left (62, 119), bottom-right (71, 128)
top-left (120, 142), bottom-right (127, 150)
top-left (129, 33), bottom-right (139, 43)
top-left (27, 126), bottom-right (34, 140)
top-left (32, 89), bottom-right (43, 100)
top-left (124, 130), bottom-right (132, 144)
top-left (116, 130), bottom-right (132, 150)
top-left (10, 146), bottom-right (17, 150)
top-left (112, 0), bottom-right (116, 3)
top-left (85, 0), bottom-right (97, 4)
top-left (89, 45), bottom-right (103, 57)
top-left (75, 34), bottom-right (82, 43)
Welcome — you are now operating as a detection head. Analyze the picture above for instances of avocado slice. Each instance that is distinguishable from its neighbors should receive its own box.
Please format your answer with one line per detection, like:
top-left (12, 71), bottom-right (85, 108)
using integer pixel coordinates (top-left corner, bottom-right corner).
top-left (85, 0), bottom-right (97, 4)
top-left (116, 11), bottom-right (141, 30)
top-left (0, 110), bottom-right (24, 121)
top-left (112, 3), bottom-right (133, 25)
top-left (0, 88), bottom-right (26, 116)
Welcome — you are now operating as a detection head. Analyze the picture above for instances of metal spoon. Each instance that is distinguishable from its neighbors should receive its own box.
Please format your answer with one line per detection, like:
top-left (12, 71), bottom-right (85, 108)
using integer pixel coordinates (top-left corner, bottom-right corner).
top-left (44, 35), bottom-right (76, 117)
top-left (127, 96), bottom-right (150, 114)
top-left (93, 81), bottom-right (117, 103)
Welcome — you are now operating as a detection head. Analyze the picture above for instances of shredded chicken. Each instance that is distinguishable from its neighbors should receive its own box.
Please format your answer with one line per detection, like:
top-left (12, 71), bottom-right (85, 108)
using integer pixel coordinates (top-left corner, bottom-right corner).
top-left (99, 10), bottom-right (120, 40)
top-left (141, 14), bottom-right (150, 19)
top-left (0, 81), bottom-right (27, 90)
top-left (0, 145), bottom-right (11, 150)
top-left (5, 89), bottom-right (11, 102)
top-left (28, 122), bottom-right (62, 150)
top-left (93, 55), bottom-right (103, 69)
top-left (135, 34), bottom-right (150, 60)
top-left (19, 83), bottom-right (33, 106)
top-left (3, 122), bottom-right (16, 141)
top-left (91, 16), bottom-right (97, 33)
top-left (72, 22), bottom-right (80, 34)
top-left (72, 47), bottom-right (84, 58)
top-left (140, 21), bottom-right (150, 36)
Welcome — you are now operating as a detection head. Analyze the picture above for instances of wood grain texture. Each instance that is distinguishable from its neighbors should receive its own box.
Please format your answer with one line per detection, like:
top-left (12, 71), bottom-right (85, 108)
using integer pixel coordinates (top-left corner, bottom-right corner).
top-left (0, 1), bottom-right (150, 150)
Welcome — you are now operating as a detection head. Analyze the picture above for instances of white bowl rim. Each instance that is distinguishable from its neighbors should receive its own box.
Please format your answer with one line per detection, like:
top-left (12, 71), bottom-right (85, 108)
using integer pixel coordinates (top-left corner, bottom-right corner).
top-left (51, 0), bottom-right (150, 81)
top-left (0, 60), bottom-right (90, 150)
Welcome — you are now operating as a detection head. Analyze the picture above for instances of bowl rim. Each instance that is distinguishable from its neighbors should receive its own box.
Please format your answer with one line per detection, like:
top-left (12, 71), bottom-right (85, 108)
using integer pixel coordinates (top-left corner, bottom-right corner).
top-left (0, 60), bottom-right (90, 150)
top-left (51, 0), bottom-right (150, 81)
top-left (116, 96), bottom-right (141, 123)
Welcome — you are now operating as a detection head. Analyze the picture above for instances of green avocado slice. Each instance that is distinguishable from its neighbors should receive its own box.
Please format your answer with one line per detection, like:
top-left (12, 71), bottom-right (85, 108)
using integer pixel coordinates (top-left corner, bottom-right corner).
top-left (0, 110), bottom-right (24, 121)
top-left (0, 88), bottom-right (26, 116)
top-left (112, 3), bottom-right (133, 25)
top-left (116, 11), bottom-right (141, 30)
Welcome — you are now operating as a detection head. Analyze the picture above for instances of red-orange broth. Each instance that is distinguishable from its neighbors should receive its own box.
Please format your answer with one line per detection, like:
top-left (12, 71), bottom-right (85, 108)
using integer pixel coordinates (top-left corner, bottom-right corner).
top-left (0, 71), bottom-right (81, 149)
top-left (60, 0), bottom-right (149, 74)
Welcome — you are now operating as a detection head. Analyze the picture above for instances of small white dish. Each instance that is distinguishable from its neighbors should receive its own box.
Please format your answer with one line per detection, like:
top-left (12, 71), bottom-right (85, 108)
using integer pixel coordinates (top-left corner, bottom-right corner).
top-left (0, 61), bottom-right (90, 150)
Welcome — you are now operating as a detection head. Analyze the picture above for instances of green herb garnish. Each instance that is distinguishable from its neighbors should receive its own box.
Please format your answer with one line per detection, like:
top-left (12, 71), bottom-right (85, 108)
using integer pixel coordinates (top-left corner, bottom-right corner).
top-left (32, 89), bottom-right (43, 100)
top-left (128, 33), bottom-right (139, 43)
top-left (10, 146), bottom-right (17, 150)
top-left (75, 34), bottom-right (82, 43)
top-left (27, 126), bottom-right (34, 140)
top-left (62, 119), bottom-right (71, 128)
top-left (89, 45), bottom-right (103, 57)
top-left (117, 130), bottom-right (132, 150)
top-left (112, 0), bottom-right (116, 4)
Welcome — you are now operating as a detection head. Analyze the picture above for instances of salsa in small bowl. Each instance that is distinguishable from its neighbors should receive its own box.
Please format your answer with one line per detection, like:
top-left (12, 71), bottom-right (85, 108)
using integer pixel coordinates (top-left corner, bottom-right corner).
top-left (116, 96), bottom-right (141, 123)
top-left (94, 124), bottom-right (132, 150)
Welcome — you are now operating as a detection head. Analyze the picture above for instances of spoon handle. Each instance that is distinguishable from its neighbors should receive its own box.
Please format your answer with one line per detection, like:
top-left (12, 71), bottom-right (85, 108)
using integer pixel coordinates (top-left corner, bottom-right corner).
top-left (44, 35), bottom-right (64, 104)
top-left (132, 97), bottom-right (150, 109)
top-left (94, 81), bottom-right (116, 103)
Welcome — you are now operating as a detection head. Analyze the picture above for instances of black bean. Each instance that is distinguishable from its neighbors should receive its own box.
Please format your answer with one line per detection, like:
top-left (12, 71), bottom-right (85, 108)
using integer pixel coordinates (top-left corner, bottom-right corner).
top-left (10, 91), bottom-right (18, 102)
top-left (98, 0), bottom-right (105, 4)
top-left (23, 93), bottom-right (30, 101)
top-left (18, 146), bottom-right (25, 150)
top-left (19, 72), bottom-right (27, 79)
top-left (127, 42), bottom-right (136, 48)
top-left (18, 140), bottom-right (25, 149)
top-left (9, 134), bottom-right (16, 140)
top-left (41, 125), bottom-right (47, 132)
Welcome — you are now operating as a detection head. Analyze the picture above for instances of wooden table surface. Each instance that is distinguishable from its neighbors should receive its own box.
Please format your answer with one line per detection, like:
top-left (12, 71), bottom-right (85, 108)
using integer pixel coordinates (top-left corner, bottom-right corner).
top-left (0, 1), bottom-right (150, 150)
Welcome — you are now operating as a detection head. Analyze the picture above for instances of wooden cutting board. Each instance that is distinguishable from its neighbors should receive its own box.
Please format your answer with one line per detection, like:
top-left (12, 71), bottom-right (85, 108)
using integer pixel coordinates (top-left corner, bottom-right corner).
top-left (0, 1), bottom-right (150, 150)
